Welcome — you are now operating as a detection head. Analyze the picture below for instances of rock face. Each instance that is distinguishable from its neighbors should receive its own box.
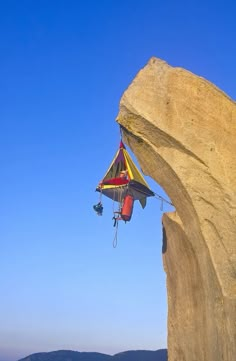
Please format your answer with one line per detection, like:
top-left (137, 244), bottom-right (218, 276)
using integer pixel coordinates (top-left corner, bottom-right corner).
top-left (116, 58), bottom-right (236, 361)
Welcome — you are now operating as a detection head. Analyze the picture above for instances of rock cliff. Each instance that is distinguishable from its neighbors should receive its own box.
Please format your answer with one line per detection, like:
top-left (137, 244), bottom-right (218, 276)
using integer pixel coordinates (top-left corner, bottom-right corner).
top-left (116, 57), bottom-right (236, 361)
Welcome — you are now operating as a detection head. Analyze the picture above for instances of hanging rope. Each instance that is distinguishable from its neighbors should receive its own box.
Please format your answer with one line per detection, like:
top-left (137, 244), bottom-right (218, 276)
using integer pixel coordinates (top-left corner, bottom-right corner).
top-left (111, 186), bottom-right (125, 248)
top-left (113, 220), bottom-right (119, 248)
top-left (154, 192), bottom-right (173, 210)
top-left (99, 189), bottom-right (103, 203)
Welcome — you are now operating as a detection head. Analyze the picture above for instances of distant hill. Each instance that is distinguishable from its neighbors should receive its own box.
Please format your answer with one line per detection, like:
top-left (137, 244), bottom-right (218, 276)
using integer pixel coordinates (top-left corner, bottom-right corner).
top-left (113, 350), bottom-right (167, 361)
top-left (18, 349), bottom-right (167, 361)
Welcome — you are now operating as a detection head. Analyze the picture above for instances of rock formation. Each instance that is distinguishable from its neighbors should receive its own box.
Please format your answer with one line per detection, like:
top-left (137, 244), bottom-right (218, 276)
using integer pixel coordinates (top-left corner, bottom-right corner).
top-left (116, 57), bottom-right (236, 361)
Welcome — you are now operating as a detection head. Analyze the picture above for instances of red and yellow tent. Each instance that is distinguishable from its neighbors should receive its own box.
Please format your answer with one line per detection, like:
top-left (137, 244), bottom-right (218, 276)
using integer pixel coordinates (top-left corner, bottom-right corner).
top-left (95, 141), bottom-right (154, 221)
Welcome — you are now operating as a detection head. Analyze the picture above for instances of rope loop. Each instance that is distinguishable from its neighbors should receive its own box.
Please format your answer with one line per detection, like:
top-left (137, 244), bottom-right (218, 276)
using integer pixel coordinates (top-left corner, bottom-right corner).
top-left (113, 221), bottom-right (119, 248)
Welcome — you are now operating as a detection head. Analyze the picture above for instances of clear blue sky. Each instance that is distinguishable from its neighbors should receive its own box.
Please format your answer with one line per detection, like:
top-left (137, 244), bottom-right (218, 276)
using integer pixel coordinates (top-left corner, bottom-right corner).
top-left (1, 1), bottom-right (235, 360)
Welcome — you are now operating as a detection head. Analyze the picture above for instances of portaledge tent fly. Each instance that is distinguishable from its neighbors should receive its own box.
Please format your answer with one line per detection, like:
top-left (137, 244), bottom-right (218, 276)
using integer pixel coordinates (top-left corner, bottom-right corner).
top-left (95, 141), bottom-right (154, 220)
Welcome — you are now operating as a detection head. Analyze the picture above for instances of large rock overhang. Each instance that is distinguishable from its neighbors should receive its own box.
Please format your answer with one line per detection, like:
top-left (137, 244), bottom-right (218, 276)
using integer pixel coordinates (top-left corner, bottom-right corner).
top-left (116, 57), bottom-right (236, 361)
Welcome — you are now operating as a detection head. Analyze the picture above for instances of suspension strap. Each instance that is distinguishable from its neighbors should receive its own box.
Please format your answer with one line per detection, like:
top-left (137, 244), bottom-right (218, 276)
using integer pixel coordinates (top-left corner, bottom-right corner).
top-left (154, 192), bottom-right (173, 210)
top-left (99, 189), bottom-right (103, 203)
top-left (119, 125), bottom-right (123, 140)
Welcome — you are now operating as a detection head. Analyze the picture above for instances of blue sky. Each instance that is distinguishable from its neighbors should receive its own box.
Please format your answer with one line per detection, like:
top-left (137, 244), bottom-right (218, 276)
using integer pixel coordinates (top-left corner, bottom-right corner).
top-left (1, 1), bottom-right (235, 360)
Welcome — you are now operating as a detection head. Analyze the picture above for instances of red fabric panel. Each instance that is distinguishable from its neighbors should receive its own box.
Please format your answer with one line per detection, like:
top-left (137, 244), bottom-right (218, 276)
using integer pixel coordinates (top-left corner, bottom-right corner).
top-left (102, 178), bottom-right (129, 186)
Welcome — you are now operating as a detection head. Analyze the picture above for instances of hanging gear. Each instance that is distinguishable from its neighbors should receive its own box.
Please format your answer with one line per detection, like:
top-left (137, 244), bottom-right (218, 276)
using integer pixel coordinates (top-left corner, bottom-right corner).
top-left (93, 202), bottom-right (103, 216)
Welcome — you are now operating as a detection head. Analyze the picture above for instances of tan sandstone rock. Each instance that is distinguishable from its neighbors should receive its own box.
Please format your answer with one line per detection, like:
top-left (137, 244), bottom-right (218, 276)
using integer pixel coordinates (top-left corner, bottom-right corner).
top-left (116, 57), bottom-right (236, 361)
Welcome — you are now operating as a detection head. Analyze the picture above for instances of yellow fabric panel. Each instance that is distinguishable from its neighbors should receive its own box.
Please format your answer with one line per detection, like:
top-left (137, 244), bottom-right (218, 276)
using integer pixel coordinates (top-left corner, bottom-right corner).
top-left (102, 148), bottom-right (121, 180)
top-left (123, 149), bottom-right (150, 188)
top-left (99, 184), bottom-right (121, 190)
